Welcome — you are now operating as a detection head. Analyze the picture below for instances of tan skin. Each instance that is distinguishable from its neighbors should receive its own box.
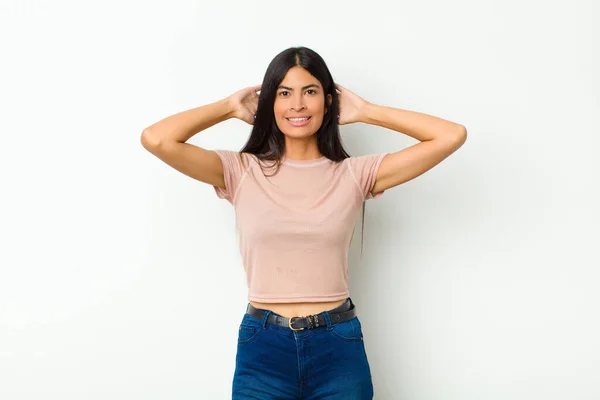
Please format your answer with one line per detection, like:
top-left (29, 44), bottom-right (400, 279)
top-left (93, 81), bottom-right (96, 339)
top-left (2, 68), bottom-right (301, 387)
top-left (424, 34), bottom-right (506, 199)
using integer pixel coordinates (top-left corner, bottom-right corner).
top-left (145, 61), bottom-right (465, 319)
top-left (145, 68), bottom-right (465, 318)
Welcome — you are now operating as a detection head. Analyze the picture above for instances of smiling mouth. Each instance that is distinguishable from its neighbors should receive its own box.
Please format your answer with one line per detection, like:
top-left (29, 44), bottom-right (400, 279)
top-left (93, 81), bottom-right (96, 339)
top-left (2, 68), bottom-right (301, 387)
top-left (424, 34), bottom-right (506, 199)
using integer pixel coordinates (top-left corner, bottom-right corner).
top-left (286, 117), bottom-right (311, 122)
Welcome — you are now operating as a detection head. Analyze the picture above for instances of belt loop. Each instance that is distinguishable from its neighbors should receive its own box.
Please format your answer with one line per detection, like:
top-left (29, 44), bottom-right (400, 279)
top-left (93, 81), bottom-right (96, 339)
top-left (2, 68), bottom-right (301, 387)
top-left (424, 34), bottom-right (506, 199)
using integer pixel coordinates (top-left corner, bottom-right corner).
top-left (260, 310), bottom-right (271, 329)
top-left (323, 311), bottom-right (333, 330)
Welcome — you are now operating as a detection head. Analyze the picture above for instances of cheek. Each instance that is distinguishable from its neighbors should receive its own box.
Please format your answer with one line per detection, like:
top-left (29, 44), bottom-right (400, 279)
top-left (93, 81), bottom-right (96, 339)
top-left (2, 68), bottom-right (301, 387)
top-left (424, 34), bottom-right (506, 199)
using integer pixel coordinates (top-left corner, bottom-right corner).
top-left (311, 106), bottom-right (326, 121)
top-left (273, 102), bottom-right (285, 117)
top-left (311, 99), bottom-right (325, 114)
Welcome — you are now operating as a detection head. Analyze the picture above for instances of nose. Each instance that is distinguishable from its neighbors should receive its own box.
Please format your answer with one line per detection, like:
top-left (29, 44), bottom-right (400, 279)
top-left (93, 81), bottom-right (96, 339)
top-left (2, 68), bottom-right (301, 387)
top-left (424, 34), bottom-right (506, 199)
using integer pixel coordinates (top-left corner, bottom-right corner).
top-left (290, 93), bottom-right (306, 111)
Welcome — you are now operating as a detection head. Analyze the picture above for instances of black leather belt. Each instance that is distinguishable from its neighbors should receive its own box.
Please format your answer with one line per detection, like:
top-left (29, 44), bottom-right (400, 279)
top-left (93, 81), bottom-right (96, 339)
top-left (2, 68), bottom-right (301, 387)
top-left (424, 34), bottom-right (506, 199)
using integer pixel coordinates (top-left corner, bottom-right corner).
top-left (246, 298), bottom-right (356, 331)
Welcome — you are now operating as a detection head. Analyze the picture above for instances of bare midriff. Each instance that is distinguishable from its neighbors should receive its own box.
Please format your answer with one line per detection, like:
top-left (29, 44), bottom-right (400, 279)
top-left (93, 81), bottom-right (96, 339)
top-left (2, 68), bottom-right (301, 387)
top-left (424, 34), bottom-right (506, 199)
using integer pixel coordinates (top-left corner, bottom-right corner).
top-left (249, 298), bottom-right (348, 318)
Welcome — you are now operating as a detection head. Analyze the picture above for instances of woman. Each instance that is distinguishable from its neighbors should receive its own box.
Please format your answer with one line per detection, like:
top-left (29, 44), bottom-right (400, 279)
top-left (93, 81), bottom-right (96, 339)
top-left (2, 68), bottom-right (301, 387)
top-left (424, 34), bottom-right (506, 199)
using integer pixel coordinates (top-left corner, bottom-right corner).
top-left (141, 46), bottom-right (466, 399)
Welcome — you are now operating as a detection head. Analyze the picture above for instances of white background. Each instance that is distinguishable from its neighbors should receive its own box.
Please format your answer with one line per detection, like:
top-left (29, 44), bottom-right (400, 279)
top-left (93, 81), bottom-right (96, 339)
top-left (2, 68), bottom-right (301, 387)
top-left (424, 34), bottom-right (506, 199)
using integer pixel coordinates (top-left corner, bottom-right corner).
top-left (1, 0), bottom-right (598, 399)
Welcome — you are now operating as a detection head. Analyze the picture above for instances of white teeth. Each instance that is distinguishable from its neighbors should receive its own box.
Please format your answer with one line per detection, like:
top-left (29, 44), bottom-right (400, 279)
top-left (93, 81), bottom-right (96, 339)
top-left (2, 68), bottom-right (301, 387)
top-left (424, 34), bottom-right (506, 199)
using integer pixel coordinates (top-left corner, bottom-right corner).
top-left (288, 117), bottom-right (310, 122)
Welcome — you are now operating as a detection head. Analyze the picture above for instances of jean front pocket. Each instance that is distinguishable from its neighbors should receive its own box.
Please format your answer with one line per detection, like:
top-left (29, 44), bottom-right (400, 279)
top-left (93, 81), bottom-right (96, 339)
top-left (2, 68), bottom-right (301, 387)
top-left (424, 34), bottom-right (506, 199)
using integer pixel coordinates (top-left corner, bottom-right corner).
top-left (330, 317), bottom-right (364, 342)
top-left (237, 314), bottom-right (263, 344)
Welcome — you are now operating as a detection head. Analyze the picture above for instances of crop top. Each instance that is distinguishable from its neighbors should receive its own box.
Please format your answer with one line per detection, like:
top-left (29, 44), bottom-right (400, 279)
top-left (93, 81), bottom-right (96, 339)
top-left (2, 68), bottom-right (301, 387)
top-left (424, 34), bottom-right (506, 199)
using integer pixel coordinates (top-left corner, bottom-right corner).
top-left (212, 150), bottom-right (388, 303)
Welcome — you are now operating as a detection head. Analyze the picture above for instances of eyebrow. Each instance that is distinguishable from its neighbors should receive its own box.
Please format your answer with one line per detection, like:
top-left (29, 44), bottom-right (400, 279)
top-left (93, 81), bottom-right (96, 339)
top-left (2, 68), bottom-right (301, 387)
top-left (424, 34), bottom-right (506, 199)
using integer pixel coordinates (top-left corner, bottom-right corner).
top-left (277, 84), bottom-right (320, 91)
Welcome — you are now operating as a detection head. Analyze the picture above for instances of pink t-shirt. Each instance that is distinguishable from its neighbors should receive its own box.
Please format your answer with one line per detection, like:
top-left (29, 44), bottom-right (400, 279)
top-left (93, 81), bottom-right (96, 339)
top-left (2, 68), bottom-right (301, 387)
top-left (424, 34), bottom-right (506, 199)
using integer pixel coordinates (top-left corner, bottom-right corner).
top-left (213, 150), bottom-right (388, 303)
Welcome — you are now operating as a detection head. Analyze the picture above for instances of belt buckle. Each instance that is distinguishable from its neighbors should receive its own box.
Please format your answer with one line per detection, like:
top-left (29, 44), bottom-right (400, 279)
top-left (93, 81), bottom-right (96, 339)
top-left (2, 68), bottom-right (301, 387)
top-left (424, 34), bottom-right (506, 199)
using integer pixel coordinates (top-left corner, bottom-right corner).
top-left (288, 316), bottom-right (304, 331)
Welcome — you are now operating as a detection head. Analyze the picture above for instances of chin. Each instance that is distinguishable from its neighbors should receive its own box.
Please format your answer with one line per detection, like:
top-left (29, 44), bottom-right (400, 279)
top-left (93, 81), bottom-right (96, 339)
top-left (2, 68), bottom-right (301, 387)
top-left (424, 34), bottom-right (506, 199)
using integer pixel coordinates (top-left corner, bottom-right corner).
top-left (281, 130), bottom-right (318, 138)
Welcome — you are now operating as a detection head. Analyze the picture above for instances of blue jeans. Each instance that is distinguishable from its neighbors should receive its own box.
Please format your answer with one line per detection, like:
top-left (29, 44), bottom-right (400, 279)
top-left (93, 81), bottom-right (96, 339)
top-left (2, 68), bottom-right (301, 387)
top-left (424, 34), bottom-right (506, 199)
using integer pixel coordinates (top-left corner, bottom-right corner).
top-left (232, 300), bottom-right (374, 399)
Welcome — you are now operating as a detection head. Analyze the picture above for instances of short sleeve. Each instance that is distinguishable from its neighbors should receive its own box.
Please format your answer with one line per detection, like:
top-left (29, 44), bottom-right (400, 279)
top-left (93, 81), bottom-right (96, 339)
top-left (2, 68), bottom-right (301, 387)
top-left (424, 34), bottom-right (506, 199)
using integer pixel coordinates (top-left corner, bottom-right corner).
top-left (212, 150), bottom-right (250, 205)
top-left (348, 153), bottom-right (388, 200)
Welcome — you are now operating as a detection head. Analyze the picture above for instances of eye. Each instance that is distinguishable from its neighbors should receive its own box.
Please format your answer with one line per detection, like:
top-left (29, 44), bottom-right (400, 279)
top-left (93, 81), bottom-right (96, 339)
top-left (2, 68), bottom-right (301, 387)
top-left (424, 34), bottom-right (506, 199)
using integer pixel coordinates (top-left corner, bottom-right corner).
top-left (306, 89), bottom-right (316, 95)
top-left (278, 91), bottom-right (289, 96)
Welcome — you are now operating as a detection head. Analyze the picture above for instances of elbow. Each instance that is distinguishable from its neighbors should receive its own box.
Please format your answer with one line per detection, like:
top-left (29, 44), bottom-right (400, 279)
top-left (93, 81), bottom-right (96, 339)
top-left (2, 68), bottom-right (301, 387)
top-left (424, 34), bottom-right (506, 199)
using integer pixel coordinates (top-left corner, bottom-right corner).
top-left (446, 126), bottom-right (467, 150)
top-left (454, 125), bottom-right (467, 145)
top-left (140, 128), bottom-right (161, 151)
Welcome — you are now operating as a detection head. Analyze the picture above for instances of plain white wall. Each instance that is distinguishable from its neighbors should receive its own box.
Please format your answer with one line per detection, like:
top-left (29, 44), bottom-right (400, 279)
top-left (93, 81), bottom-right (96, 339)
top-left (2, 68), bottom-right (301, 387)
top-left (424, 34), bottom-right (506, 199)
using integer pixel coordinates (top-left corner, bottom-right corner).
top-left (1, 0), bottom-right (598, 398)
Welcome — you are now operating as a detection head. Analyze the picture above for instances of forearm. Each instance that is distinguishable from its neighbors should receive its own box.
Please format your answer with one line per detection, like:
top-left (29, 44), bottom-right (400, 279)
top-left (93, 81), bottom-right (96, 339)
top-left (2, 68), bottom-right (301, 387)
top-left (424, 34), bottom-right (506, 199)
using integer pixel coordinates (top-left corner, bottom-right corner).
top-left (142, 97), bottom-right (236, 144)
top-left (360, 103), bottom-right (466, 142)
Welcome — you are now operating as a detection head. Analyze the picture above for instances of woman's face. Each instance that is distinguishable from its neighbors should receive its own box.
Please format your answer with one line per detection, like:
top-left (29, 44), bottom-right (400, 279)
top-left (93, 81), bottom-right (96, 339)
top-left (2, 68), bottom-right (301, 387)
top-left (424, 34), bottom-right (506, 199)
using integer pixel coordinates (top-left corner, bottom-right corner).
top-left (273, 66), bottom-right (332, 138)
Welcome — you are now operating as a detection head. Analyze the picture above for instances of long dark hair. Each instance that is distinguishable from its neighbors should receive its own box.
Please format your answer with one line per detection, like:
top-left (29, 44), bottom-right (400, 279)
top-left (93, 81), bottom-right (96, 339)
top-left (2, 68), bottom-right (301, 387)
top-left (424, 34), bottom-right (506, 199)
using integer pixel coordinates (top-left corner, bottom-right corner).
top-left (237, 46), bottom-right (369, 258)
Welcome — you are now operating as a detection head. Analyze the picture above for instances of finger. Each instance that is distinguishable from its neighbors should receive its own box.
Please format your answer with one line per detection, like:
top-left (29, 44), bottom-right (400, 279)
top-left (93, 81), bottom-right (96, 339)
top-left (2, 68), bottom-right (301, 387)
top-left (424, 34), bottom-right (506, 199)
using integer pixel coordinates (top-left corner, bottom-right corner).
top-left (252, 84), bottom-right (262, 92)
